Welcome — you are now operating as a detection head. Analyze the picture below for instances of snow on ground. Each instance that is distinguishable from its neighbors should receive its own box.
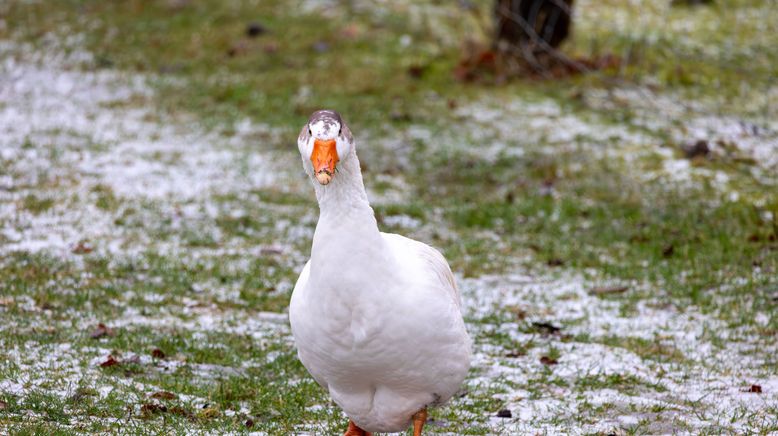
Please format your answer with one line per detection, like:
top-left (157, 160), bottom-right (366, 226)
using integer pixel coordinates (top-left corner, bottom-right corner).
top-left (0, 40), bottom-right (303, 259)
top-left (452, 90), bottom-right (778, 196)
top-left (583, 87), bottom-right (778, 181)
top-left (1, 38), bottom-right (776, 434)
top-left (460, 272), bottom-right (778, 434)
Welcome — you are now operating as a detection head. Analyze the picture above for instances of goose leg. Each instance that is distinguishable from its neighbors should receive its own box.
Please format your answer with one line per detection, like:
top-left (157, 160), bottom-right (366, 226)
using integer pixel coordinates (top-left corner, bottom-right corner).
top-left (344, 419), bottom-right (372, 436)
top-left (412, 408), bottom-right (427, 436)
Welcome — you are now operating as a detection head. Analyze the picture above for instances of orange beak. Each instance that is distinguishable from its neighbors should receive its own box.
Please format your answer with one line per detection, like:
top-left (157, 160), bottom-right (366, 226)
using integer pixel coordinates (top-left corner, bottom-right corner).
top-left (311, 138), bottom-right (339, 185)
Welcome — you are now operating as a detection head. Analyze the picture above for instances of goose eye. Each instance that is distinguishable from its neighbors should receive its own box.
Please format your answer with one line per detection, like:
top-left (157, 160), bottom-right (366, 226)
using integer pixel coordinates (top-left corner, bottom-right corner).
top-left (308, 127), bottom-right (312, 135)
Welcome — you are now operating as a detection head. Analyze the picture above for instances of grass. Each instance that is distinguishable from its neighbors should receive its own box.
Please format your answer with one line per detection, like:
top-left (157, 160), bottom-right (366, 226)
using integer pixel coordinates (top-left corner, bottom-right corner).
top-left (1, 0), bottom-right (777, 434)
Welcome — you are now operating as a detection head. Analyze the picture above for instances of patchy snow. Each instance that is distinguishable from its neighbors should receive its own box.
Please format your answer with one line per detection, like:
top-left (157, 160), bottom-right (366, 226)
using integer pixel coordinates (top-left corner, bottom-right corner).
top-left (680, 115), bottom-right (778, 170)
top-left (0, 41), bottom-right (305, 260)
top-left (460, 98), bottom-right (647, 145)
top-left (460, 272), bottom-right (778, 434)
top-left (584, 87), bottom-right (778, 176)
top-left (453, 88), bottom-right (777, 207)
top-left (1, 23), bottom-right (776, 434)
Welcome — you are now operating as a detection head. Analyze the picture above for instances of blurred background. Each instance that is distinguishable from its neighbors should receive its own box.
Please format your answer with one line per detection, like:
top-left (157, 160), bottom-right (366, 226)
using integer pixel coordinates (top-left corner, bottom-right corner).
top-left (1, 0), bottom-right (776, 434)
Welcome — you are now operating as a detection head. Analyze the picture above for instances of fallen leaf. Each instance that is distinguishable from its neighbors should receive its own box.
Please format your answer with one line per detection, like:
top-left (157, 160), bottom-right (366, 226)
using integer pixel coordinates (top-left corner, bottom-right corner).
top-left (681, 139), bottom-right (710, 159)
top-left (141, 403), bottom-right (167, 415)
top-left (245, 22), bottom-right (266, 38)
top-left (540, 356), bottom-right (559, 365)
top-left (169, 406), bottom-right (195, 420)
top-left (150, 391), bottom-right (177, 400)
top-left (662, 243), bottom-right (675, 258)
top-left (506, 305), bottom-right (527, 320)
top-left (671, 0), bottom-right (714, 7)
top-left (151, 348), bottom-right (166, 359)
top-left (260, 245), bottom-right (284, 255)
top-left (72, 241), bottom-right (93, 254)
top-left (589, 286), bottom-right (629, 296)
top-left (0, 297), bottom-right (14, 307)
top-left (531, 321), bottom-right (561, 335)
top-left (0, 400), bottom-right (7, 410)
top-left (496, 409), bottom-right (512, 418)
top-left (546, 258), bottom-right (564, 267)
top-left (90, 323), bottom-right (115, 339)
top-left (99, 355), bottom-right (120, 368)
top-left (407, 64), bottom-right (426, 79)
top-left (245, 418), bottom-right (255, 428)
top-left (748, 384), bottom-right (762, 393)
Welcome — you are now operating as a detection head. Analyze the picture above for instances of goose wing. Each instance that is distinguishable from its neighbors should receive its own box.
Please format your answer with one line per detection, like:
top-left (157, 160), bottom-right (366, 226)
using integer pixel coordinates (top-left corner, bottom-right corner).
top-left (381, 232), bottom-right (461, 309)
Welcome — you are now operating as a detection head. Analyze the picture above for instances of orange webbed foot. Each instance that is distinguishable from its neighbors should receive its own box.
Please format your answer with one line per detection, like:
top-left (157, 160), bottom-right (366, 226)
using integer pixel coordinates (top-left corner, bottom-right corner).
top-left (412, 408), bottom-right (427, 436)
top-left (344, 419), bottom-right (372, 436)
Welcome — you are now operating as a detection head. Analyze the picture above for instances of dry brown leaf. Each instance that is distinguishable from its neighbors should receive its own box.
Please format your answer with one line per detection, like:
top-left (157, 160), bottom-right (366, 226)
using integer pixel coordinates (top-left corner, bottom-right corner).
top-left (150, 391), bottom-right (177, 400)
top-left (260, 245), bottom-right (284, 255)
top-left (531, 321), bottom-right (561, 335)
top-left (99, 355), bottom-right (120, 368)
top-left (169, 406), bottom-right (195, 420)
top-left (506, 305), bottom-right (528, 320)
top-left (245, 22), bottom-right (266, 38)
top-left (90, 323), bottom-right (115, 339)
top-left (588, 286), bottom-right (629, 296)
top-left (72, 241), bottom-right (93, 254)
top-left (505, 350), bottom-right (526, 358)
top-left (141, 403), bottom-right (167, 415)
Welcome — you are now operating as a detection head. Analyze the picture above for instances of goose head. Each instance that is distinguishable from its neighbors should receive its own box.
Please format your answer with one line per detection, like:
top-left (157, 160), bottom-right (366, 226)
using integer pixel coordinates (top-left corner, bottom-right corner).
top-left (298, 110), bottom-right (354, 185)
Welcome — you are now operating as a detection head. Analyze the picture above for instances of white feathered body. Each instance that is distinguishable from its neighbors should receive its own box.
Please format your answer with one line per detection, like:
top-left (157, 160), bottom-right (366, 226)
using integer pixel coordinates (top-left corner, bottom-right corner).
top-left (290, 230), bottom-right (470, 432)
top-left (290, 124), bottom-right (470, 433)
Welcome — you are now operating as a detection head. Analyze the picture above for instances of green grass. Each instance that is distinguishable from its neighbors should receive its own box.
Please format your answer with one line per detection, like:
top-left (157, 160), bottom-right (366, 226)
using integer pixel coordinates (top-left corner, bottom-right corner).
top-left (2, 0), bottom-right (777, 434)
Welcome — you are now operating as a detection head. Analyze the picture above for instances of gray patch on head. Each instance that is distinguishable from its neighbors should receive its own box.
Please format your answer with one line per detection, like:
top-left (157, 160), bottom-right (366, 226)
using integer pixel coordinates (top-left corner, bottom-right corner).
top-left (309, 109), bottom-right (342, 127)
top-left (302, 109), bottom-right (353, 143)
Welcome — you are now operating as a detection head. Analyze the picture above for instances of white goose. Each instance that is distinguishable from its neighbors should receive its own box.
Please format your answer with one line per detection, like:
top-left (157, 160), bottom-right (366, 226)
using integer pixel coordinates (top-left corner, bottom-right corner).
top-left (289, 110), bottom-right (471, 435)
